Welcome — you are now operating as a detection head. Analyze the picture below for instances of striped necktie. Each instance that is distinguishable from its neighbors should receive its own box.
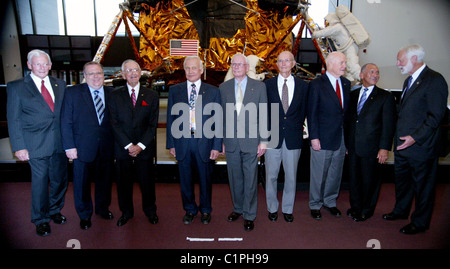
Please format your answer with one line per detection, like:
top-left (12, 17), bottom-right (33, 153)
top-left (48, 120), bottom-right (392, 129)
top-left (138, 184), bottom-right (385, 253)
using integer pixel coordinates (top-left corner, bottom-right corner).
top-left (357, 88), bottom-right (368, 115)
top-left (131, 88), bottom-right (137, 107)
top-left (236, 81), bottom-right (243, 115)
top-left (94, 90), bottom-right (104, 124)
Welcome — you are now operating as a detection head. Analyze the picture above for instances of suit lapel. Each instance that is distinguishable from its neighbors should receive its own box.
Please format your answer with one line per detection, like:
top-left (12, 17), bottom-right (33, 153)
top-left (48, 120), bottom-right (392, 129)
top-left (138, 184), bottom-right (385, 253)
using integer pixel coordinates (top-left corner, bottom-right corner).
top-left (402, 67), bottom-right (427, 102)
top-left (80, 84), bottom-right (98, 118)
top-left (24, 75), bottom-right (54, 112)
top-left (358, 86), bottom-right (377, 116)
top-left (322, 75), bottom-right (342, 110)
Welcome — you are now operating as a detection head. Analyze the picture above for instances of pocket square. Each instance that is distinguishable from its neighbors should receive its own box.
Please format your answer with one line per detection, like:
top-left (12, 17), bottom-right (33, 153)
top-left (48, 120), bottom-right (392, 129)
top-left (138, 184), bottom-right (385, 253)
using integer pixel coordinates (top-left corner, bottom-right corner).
top-left (142, 100), bottom-right (149, 106)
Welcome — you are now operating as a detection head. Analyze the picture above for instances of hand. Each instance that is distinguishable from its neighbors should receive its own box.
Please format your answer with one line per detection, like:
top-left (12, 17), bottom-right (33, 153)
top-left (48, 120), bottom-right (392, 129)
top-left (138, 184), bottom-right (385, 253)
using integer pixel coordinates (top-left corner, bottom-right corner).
top-left (66, 148), bottom-right (78, 160)
top-left (396, 135), bottom-right (415, 151)
top-left (311, 139), bottom-right (321, 151)
top-left (15, 149), bottom-right (29, 161)
top-left (219, 143), bottom-right (225, 156)
top-left (257, 143), bottom-right (267, 157)
top-left (377, 149), bottom-right (389, 164)
top-left (210, 150), bottom-right (219, 160)
top-left (128, 144), bottom-right (143, 157)
top-left (169, 148), bottom-right (176, 158)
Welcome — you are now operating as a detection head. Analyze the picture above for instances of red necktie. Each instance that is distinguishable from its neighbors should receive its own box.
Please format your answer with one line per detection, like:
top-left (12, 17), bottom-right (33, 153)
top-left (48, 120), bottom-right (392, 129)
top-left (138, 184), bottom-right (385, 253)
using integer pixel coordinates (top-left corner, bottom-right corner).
top-left (41, 80), bottom-right (54, 112)
top-left (336, 79), bottom-right (342, 109)
top-left (131, 89), bottom-right (136, 107)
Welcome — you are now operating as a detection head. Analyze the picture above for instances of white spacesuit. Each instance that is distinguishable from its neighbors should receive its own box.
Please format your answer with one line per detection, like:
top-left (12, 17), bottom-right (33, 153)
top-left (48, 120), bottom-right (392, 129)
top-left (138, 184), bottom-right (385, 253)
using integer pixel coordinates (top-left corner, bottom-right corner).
top-left (312, 13), bottom-right (361, 82)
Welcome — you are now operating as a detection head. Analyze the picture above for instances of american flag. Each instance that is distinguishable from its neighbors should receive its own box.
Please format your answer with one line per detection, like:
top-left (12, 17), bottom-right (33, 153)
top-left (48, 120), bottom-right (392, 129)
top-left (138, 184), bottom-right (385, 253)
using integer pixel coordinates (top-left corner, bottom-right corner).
top-left (170, 39), bottom-right (199, 56)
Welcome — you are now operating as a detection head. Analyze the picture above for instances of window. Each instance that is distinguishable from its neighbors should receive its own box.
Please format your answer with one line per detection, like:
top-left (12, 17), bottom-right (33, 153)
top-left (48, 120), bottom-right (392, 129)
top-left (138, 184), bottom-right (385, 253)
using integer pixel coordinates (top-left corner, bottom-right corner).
top-left (16, 0), bottom-right (139, 37)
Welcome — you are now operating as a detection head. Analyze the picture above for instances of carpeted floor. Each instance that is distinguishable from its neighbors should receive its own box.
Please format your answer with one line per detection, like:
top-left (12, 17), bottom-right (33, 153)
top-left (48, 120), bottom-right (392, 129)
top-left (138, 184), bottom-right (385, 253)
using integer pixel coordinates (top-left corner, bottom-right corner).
top-left (0, 182), bottom-right (449, 251)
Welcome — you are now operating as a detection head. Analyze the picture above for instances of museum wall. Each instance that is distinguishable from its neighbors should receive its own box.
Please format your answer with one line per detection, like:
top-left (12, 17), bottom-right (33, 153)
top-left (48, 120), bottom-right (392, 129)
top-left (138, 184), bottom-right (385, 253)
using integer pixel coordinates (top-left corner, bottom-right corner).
top-left (352, 0), bottom-right (450, 105)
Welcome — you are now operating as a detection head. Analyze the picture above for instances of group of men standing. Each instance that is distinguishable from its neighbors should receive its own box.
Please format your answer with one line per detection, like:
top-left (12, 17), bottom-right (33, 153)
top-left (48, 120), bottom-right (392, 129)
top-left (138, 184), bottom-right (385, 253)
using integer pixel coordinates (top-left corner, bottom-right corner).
top-left (6, 43), bottom-right (447, 237)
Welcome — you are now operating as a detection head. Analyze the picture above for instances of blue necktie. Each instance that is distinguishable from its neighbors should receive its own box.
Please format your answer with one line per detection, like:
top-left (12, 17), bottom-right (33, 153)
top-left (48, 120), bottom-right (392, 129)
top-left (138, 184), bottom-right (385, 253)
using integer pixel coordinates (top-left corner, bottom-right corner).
top-left (357, 88), bottom-right (368, 115)
top-left (94, 90), bottom-right (104, 124)
top-left (401, 76), bottom-right (413, 101)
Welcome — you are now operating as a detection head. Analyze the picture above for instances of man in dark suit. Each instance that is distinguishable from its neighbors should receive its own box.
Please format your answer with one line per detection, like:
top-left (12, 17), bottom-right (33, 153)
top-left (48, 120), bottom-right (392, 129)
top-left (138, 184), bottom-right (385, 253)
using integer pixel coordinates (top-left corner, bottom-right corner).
top-left (264, 51), bottom-right (308, 222)
top-left (61, 61), bottom-right (115, 229)
top-left (345, 63), bottom-right (396, 222)
top-left (108, 59), bottom-right (159, 227)
top-left (7, 49), bottom-right (68, 236)
top-left (307, 51), bottom-right (350, 220)
top-left (383, 44), bottom-right (448, 234)
top-left (220, 54), bottom-right (268, 231)
top-left (166, 56), bottom-right (222, 225)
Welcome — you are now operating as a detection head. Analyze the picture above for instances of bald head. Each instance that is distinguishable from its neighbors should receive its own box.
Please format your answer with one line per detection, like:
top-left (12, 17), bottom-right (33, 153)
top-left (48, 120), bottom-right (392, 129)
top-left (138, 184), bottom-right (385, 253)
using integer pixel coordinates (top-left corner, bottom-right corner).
top-left (326, 52), bottom-right (347, 78)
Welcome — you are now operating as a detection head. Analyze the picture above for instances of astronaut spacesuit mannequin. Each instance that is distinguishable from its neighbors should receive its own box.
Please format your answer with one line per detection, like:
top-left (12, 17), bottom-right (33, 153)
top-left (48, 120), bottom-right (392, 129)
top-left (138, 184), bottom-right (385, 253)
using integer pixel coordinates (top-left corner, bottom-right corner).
top-left (312, 13), bottom-right (361, 82)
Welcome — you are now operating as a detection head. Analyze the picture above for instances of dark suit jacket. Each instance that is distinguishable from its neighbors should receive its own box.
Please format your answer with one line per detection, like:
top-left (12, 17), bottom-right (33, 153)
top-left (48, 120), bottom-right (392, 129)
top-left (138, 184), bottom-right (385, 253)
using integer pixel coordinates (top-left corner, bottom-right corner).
top-left (345, 86), bottom-right (396, 157)
top-left (395, 66), bottom-right (448, 160)
top-left (219, 77), bottom-right (268, 153)
top-left (7, 74), bottom-right (66, 158)
top-left (60, 83), bottom-right (114, 162)
top-left (265, 75), bottom-right (309, 150)
top-left (307, 74), bottom-right (350, 150)
top-left (166, 81), bottom-right (222, 162)
top-left (108, 85), bottom-right (159, 160)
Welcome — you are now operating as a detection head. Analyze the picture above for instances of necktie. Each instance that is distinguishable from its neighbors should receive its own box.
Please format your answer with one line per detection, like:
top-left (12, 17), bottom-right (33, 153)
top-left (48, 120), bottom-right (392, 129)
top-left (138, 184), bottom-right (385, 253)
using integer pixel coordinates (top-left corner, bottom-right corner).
top-left (131, 89), bottom-right (136, 107)
top-left (189, 83), bottom-right (197, 131)
top-left (94, 90), bottom-right (104, 124)
top-left (357, 88), bottom-right (368, 115)
top-left (41, 80), bottom-right (54, 112)
top-left (401, 76), bottom-right (413, 101)
top-left (336, 79), bottom-right (342, 109)
top-left (236, 81), bottom-right (243, 115)
top-left (282, 78), bottom-right (289, 114)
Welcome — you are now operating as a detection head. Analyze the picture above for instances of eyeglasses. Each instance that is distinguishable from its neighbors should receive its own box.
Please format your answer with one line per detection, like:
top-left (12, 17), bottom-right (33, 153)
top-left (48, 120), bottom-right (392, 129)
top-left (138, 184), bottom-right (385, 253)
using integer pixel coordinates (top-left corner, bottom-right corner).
top-left (85, 72), bottom-right (104, 77)
top-left (277, 59), bottom-right (294, 63)
top-left (124, 68), bottom-right (140, 73)
top-left (231, 63), bottom-right (247, 68)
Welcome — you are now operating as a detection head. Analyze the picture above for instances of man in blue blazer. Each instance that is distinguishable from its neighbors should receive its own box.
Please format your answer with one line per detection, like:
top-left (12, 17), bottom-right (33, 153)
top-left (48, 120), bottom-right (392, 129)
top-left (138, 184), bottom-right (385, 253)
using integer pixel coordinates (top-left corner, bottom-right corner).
top-left (383, 44), bottom-right (448, 234)
top-left (166, 56), bottom-right (222, 225)
top-left (7, 49), bottom-right (68, 236)
top-left (108, 59), bottom-right (160, 227)
top-left (307, 51), bottom-right (350, 220)
top-left (345, 63), bottom-right (396, 222)
top-left (264, 51), bottom-right (308, 222)
top-left (61, 61), bottom-right (115, 230)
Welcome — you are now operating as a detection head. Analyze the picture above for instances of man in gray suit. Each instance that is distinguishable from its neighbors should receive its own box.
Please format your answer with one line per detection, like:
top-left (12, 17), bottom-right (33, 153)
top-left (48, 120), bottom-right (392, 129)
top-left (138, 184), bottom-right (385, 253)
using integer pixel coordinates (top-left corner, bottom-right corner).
top-left (7, 49), bottom-right (68, 236)
top-left (219, 54), bottom-right (268, 231)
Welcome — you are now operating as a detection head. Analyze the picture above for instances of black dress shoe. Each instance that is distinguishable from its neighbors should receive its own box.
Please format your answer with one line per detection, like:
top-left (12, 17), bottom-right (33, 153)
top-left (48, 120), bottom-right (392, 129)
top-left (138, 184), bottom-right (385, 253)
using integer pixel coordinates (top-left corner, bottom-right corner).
top-left (50, 213), bottom-right (67, 224)
top-left (268, 212), bottom-right (278, 221)
top-left (183, 213), bottom-right (196, 224)
top-left (310, 210), bottom-right (321, 220)
top-left (36, 222), bottom-right (51, 237)
top-left (80, 219), bottom-right (92, 230)
top-left (117, 216), bottom-right (131, 226)
top-left (325, 206), bottom-right (341, 217)
top-left (283, 213), bottom-right (294, 222)
top-left (244, 220), bottom-right (254, 231)
top-left (97, 211), bottom-right (114, 220)
top-left (353, 213), bottom-right (371, 222)
top-left (201, 213), bottom-right (211, 224)
top-left (227, 212), bottom-right (242, 222)
top-left (400, 223), bottom-right (426, 235)
top-left (148, 213), bottom-right (159, 224)
top-left (382, 212), bottom-right (408, 220)
top-left (347, 208), bottom-right (359, 218)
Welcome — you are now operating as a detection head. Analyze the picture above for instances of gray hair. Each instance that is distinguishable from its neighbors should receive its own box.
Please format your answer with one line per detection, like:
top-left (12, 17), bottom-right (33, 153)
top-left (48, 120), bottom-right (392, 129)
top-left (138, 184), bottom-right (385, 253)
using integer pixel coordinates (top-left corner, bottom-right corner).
top-left (231, 53), bottom-right (249, 65)
top-left (360, 63), bottom-right (378, 73)
top-left (183, 56), bottom-right (203, 70)
top-left (400, 44), bottom-right (425, 63)
top-left (83, 61), bottom-right (103, 73)
top-left (27, 49), bottom-right (51, 64)
top-left (121, 59), bottom-right (141, 71)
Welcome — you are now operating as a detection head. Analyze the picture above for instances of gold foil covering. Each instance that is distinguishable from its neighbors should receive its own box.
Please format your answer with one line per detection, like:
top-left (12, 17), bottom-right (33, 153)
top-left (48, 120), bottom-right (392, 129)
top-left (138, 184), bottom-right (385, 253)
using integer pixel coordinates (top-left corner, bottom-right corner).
top-left (139, 0), bottom-right (296, 74)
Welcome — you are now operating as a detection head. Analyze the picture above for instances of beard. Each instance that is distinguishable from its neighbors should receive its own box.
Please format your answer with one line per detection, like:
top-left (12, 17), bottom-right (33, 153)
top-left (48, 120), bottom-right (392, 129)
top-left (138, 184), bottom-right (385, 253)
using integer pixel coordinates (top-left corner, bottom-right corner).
top-left (398, 59), bottom-right (413, 75)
